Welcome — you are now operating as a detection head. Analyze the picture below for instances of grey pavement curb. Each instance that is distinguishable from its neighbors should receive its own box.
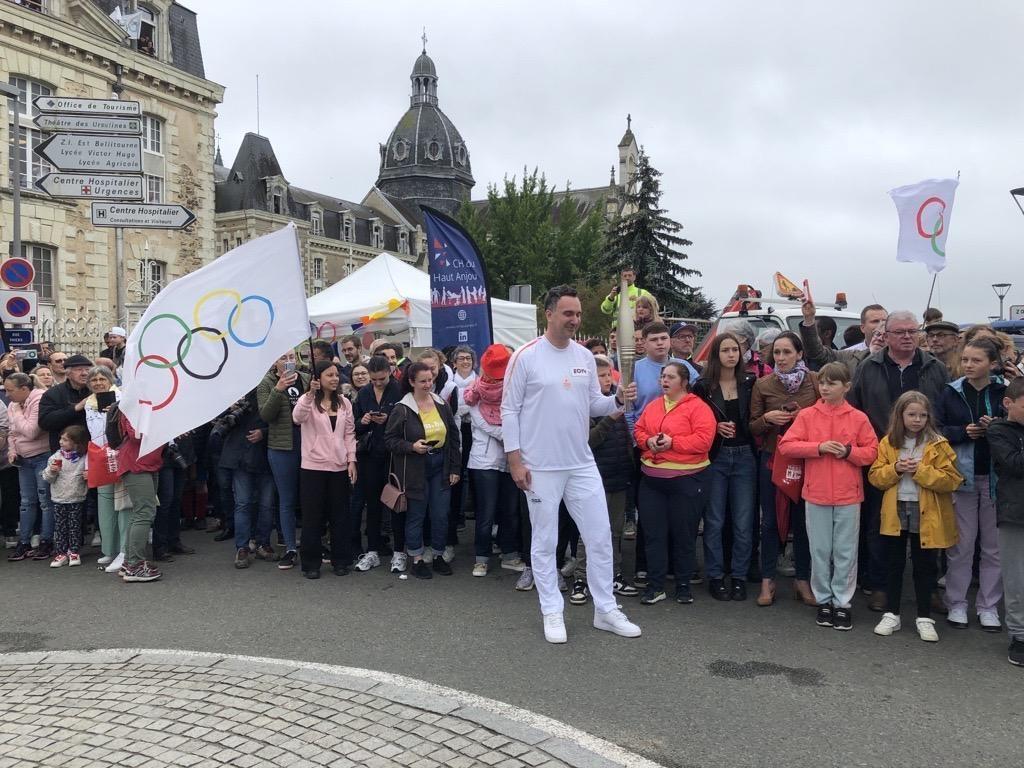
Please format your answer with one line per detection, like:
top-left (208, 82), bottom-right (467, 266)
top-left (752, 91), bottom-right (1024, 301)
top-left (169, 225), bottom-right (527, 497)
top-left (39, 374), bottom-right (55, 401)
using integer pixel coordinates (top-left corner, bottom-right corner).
top-left (0, 648), bottom-right (664, 768)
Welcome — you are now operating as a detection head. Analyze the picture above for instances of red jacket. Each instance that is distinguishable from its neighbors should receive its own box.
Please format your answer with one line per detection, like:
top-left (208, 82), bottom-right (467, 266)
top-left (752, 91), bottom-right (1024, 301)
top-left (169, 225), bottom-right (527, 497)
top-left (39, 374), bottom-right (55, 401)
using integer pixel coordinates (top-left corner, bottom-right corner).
top-left (777, 399), bottom-right (878, 505)
top-left (115, 413), bottom-right (164, 476)
top-left (634, 392), bottom-right (716, 469)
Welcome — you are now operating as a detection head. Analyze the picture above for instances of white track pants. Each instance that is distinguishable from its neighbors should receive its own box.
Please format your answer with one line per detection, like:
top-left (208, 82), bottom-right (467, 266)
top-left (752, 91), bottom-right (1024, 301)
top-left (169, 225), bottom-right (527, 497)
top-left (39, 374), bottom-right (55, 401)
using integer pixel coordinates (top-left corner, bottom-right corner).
top-left (526, 465), bottom-right (615, 615)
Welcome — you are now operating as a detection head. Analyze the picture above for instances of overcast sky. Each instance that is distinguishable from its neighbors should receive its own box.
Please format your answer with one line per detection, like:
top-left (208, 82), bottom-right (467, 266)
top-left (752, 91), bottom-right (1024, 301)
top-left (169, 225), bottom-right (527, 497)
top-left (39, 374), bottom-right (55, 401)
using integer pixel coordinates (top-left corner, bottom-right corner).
top-left (189, 0), bottom-right (1024, 323)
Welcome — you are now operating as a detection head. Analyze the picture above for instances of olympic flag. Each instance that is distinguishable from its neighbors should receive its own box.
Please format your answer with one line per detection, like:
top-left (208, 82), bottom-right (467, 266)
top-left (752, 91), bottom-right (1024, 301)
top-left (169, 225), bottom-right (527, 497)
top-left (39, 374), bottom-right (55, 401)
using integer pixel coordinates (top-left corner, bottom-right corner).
top-left (888, 178), bottom-right (959, 274)
top-left (120, 223), bottom-right (310, 455)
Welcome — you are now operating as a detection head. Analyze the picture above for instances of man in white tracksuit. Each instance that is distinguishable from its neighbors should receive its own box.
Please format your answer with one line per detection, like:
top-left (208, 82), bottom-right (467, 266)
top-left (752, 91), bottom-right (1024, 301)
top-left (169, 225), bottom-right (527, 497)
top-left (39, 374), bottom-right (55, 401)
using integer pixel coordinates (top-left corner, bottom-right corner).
top-left (502, 285), bottom-right (642, 644)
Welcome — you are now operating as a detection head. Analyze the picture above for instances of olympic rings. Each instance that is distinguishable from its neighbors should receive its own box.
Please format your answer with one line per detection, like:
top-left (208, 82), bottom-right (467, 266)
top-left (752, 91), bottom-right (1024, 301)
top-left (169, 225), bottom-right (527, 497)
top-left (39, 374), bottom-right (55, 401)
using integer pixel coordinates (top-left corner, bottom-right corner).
top-left (177, 327), bottom-right (229, 380)
top-left (916, 197), bottom-right (945, 239)
top-left (132, 290), bottom-right (276, 410)
top-left (193, 289), bottom-right (242, 341)
top-left (227, 295), bottom-right (275, 348)
top-left (138, 313), bottom-right (192, 370)
top-left (135, 355), bottom-right (179, 411)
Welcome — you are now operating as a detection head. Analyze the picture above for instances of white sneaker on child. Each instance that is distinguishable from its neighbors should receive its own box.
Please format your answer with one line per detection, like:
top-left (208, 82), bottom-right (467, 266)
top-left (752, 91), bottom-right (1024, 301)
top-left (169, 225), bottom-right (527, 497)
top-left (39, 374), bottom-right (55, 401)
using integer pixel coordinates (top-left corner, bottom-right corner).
top-left (915, 617), bottom-right (939, 642)
top-left (873, 613), bottom-right (901, 636)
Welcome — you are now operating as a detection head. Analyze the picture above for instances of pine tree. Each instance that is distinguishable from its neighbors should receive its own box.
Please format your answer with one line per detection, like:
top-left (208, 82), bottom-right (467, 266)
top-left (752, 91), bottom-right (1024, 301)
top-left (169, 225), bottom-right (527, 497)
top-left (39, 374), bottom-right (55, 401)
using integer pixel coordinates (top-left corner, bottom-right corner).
top-left (595, 149), bottom-right (714, 318)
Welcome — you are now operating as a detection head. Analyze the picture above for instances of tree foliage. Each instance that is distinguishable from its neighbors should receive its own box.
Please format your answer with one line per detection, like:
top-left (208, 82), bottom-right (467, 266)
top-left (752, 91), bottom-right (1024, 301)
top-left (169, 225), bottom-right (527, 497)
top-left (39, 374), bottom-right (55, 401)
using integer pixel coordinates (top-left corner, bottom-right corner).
top-left (594, 149), bottom-right (714, 318)
top-left (457, 168), bottom-right (605, 303)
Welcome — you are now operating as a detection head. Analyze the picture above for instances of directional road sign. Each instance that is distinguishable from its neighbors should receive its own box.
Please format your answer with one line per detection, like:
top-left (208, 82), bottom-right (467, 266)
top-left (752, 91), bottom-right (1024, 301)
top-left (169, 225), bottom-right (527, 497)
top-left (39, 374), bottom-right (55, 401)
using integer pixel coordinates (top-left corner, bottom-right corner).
top-left (35, 172), bottom-right (144, 200)
top-left (0, 258), bottom-right (35, 289)
top-left (35, 133), bottom-right (142, 173)
top-left (32, 96), bottom-right (141, 117)
top-left (91, 203), bottom-right (196, 230)
top-left (0, 290), bottom-right (38, 324)
top-left (33, 113), bottom-right (142, 135)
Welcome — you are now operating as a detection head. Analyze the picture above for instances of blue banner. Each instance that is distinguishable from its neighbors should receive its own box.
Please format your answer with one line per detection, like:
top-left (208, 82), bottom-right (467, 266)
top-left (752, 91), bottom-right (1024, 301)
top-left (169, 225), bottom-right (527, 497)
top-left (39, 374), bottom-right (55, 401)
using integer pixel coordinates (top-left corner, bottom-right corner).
top-left (421, 206), bottom-right (493, 357)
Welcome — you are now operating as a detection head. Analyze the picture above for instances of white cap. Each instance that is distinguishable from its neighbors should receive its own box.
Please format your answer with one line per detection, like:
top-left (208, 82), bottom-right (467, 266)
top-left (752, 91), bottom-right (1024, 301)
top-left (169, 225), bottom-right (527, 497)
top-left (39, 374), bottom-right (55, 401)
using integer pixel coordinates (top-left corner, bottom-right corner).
top-left (108, 326), bottom-right (127, 337)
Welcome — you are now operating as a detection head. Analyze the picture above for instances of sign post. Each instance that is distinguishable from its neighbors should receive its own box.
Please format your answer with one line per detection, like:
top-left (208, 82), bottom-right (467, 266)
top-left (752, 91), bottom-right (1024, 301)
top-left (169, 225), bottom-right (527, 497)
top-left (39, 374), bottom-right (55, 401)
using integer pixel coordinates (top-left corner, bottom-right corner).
top-left (91, 203), bottom-right (196, 229)
top-left (35, 133), bottom-right (143, 173)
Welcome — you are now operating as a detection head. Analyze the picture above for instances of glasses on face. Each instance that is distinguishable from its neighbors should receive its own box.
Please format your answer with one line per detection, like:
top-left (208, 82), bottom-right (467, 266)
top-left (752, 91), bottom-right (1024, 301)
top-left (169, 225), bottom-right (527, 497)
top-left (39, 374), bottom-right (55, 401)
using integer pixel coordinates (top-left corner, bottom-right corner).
top-left (926, 332), bottom-right (956, 340)
top-left (455, 356), bottom-right (473, 363)
top-left (887, 329), bottom-right (918, 337)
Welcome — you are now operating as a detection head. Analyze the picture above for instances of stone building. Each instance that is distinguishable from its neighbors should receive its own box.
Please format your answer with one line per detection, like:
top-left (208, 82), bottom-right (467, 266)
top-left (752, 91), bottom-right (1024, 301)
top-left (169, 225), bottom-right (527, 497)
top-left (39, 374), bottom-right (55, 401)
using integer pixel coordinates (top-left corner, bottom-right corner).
top-left (213, 44), bottom-right (475, 295)
top-left (0, 0), bottom-right (223, 344)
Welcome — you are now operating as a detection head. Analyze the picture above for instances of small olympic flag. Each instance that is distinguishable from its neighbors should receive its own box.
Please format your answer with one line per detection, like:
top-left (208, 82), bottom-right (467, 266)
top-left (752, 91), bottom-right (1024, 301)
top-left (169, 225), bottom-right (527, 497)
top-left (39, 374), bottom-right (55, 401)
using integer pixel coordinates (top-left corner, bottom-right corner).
top-left (889, 178), bottom-right (959, 274)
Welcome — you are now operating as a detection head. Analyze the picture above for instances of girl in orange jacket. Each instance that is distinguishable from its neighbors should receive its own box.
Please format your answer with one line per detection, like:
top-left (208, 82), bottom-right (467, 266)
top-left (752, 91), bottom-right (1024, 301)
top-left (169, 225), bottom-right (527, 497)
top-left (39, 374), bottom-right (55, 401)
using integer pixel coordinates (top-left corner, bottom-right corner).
top-left (633, 362), bottom-right (717, 604)
top-left (777, 362), bottom-right (878, 631)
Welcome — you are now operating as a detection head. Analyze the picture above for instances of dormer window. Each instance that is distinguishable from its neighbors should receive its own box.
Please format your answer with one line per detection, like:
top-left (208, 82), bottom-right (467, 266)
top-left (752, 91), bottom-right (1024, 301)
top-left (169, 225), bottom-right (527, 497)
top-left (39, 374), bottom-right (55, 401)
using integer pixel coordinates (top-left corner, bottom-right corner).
top-left (342, 215), bottom-right (353, 243)
top-left (371, 222), bottom-right (384, 249)
top-left (272, 187), bottom-right (283, 215)
top-left (138, 7), bottom-right (157, 57)
top-left (454, 143), bottom-right (467, 166)
top-left (393, 139), bottom-right (409, 162)
top-left (398, 230), bottom-right (409, 255)
top-left (425, 140), bottom-right (442, 161)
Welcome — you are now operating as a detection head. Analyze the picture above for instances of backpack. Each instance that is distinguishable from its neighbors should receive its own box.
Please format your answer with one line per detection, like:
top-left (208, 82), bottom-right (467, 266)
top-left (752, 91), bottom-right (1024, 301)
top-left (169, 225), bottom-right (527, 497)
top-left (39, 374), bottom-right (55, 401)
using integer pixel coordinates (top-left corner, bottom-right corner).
top-left (105, 404), bottom-right (125, 449)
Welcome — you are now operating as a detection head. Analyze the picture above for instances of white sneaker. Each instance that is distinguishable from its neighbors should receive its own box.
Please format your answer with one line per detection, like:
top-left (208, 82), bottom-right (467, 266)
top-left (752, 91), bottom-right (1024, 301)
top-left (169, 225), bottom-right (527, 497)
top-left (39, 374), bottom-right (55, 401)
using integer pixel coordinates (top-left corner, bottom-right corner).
top-left (593, 608), bottom-right (641, 638)
top-left (104, 552), bottom-right (125, 574)
top-left (915, 617), bottom-right (939, 642)
top-left (472, 563), bottom-right (488, 577)
top-left (389, 552), bottom-right (407, 574)
top-left (873, 613), bottom-right (902, 636)
top-left (979, 610), bottom-right (1002, 633)
top-left (96, 555), bottom-right (113, 566)
top-left (500, 557), bottom-right (526, 572)
top-left (946, 606), bottom-right (968, 628)
top-left (559, 557), bottom-right (577, 578)
top-left (31, 534), bottom-right (40, 549)
top-left (4, 536), bottom-right (17, 549)
top-left (442, 545), bottom-right (455, 564)
top-left (354, 551), bottom-right (380, 572)
top-left (543, 613), bottom-right (567, 644)
top-left (90, 531), bottom-right (101, 547)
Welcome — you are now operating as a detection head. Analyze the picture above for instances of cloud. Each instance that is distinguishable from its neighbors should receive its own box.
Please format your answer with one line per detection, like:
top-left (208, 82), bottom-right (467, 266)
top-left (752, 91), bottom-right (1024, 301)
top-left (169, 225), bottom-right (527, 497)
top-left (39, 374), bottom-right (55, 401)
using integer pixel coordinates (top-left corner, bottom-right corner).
top-left (192, 0), bottom-right (1024, 322)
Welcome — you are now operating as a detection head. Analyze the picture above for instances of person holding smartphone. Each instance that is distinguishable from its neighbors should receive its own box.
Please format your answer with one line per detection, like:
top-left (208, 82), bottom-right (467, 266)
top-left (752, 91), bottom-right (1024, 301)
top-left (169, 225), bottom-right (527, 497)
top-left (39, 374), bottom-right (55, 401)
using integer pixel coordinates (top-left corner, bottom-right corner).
top-left (257, 349), bottom-right (310, 571)
top-left (750, 331), bottom-right (820, 607)
top-left (83, 366), bottom-right (123, 571)
top-left (352, 355), bottom-right (402, 573)
top-left (384, 361), bottom-right (461, 580)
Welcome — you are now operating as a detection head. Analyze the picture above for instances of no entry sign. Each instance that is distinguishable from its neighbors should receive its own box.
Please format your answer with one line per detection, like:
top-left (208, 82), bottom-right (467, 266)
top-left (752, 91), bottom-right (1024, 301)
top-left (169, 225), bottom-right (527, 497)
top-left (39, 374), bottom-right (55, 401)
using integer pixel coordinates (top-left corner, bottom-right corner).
top-left (0, 258), bottom-right (35, 289)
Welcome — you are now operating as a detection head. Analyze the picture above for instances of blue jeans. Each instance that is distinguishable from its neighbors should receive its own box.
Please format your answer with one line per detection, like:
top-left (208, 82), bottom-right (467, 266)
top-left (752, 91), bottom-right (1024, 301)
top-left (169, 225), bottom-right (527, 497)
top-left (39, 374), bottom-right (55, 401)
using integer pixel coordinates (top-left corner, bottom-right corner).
top-left (17, 452), bottom-right (52, 544)
top-left (471, 468), bottom-right (520, 562)
top-left (267, 446), bottom-right (300, 552)
top-left (233, 469), bottom-right (275, 550)
top-left (759, 452), bottom-right (810, 580)
top-left (406, 451), bottom-right (449, 558)
top-left (705, 445), bottom-right (757, 580)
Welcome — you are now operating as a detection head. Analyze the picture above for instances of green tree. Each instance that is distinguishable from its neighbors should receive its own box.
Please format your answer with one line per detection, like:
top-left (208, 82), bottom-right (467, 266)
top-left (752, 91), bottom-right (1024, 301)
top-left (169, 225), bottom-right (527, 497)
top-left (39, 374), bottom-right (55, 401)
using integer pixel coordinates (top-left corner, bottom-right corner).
top-left (457, 168), bottom-right (605, 302)
top-left (594, 149), bottom-right (714, 318)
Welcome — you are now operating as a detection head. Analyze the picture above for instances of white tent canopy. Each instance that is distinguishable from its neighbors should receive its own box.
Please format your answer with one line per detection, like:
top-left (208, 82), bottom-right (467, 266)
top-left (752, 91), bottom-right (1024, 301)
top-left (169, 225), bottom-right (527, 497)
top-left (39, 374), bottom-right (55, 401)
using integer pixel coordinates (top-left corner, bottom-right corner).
top-left (307, 252), bottom-right (537, 349)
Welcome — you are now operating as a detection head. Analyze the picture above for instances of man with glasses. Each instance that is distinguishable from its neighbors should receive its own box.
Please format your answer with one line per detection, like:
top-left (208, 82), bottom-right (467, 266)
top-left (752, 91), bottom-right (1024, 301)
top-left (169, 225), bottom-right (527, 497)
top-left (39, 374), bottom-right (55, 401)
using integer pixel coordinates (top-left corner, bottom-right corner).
top-left (849, 310), bottom-right (950, 611)
top-left (48, 353), bottom-right (68, 386)
top-left (924, 320), bottom-right (961, 373)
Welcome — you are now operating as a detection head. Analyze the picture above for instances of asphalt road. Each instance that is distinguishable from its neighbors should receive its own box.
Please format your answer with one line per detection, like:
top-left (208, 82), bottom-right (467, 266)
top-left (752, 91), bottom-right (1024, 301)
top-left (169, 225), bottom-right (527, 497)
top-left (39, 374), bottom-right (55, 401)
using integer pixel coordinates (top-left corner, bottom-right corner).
top-left (0, 530), bottom-right (1018, 768)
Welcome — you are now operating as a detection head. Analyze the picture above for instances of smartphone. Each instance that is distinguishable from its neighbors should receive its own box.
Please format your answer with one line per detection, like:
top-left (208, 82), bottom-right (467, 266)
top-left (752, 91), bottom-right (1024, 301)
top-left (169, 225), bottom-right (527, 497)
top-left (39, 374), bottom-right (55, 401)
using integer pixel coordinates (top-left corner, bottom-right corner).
top-left (802, 278), bottom-right (813, 306)
top-left (425, 439), bottom-right (440, 447)
top-left (96, 391), bottom-right (116, 410)
top-left (284, 361), bottom-right (296, 374)
top-left (782, 402), bottom-right (800, 413)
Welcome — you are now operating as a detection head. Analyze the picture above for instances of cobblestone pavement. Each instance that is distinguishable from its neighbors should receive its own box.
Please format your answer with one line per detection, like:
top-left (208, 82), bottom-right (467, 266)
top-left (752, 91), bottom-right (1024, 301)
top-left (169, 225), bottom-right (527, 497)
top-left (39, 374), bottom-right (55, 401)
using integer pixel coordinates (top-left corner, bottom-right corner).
top-left (0, 649), bottom-right (658, 768)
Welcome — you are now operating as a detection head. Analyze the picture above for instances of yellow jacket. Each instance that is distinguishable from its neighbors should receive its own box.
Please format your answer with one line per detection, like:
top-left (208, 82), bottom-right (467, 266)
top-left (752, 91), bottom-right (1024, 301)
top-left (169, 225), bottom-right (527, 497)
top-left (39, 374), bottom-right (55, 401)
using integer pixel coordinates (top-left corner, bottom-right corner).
top-left (868, 436), bottom-right (962, 550)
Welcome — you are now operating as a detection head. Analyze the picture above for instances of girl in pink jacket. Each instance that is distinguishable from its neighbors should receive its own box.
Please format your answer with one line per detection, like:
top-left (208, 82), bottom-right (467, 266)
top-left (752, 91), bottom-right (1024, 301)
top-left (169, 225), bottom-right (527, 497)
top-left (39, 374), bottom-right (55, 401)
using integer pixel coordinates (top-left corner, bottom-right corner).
top-left (292, 361), bottom-right (357, 579)
top-left (778, 362), bottom-right (878, 631)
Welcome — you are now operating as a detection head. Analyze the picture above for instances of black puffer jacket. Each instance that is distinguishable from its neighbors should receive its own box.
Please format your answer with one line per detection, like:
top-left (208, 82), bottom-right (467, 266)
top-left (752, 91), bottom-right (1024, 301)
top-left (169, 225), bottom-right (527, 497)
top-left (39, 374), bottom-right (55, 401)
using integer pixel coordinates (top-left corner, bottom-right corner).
top-left (987, 418), bottom-right (1024, 527)
top-left (589, 384), bottom-right (632, 492)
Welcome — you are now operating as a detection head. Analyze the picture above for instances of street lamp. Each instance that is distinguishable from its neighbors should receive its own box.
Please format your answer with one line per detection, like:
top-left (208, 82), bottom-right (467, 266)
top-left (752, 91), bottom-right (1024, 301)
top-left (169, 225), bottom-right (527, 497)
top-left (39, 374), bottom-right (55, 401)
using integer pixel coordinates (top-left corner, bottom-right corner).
top-left (992, 283), bottom-right (1012, 321)
top-left (0, 81), bottom-right (22, 264)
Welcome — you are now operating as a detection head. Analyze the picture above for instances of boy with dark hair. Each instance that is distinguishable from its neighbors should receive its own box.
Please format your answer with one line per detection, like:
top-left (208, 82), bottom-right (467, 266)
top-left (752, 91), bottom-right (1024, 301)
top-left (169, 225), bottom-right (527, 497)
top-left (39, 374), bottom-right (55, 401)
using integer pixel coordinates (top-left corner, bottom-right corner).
top-left (986, 377), bottom-right (1024, 666)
